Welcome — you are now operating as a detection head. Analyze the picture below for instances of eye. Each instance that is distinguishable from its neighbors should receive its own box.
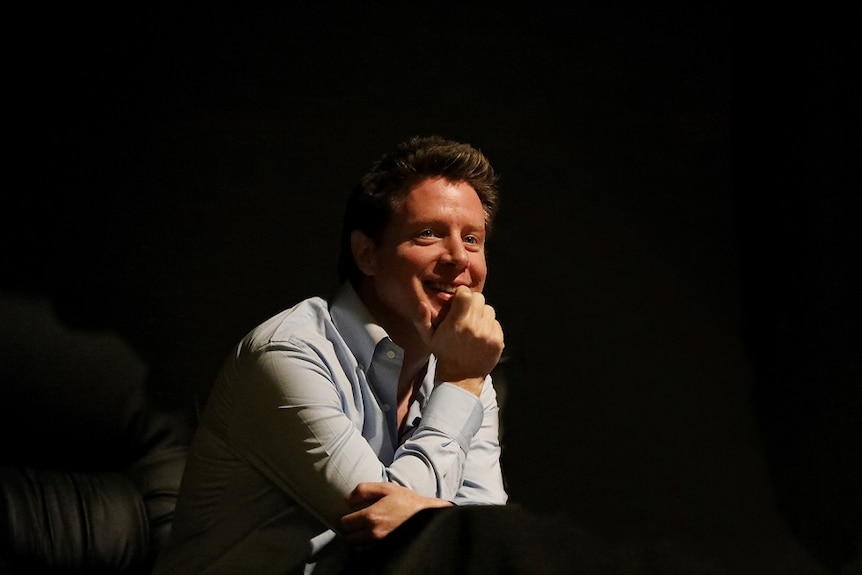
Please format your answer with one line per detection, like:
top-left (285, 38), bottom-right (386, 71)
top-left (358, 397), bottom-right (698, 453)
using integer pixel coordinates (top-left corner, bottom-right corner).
top-left (414, 229), bottom-right (438, 244)
top-left (464, 234), bottom-right (485, 251)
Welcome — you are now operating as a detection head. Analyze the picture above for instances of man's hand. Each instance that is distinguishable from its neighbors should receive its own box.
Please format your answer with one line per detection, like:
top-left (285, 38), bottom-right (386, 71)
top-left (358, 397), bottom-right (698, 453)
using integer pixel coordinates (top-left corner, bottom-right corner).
top-left (414, 286), bottom-right (504, 396)
top-left (337, 482), bottom-right (453, 544)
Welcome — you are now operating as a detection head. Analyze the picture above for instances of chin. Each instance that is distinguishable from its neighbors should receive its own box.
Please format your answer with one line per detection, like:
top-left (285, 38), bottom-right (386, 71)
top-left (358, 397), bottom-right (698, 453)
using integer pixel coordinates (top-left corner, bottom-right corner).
top-left (427, 301), bottom-right (451, 328)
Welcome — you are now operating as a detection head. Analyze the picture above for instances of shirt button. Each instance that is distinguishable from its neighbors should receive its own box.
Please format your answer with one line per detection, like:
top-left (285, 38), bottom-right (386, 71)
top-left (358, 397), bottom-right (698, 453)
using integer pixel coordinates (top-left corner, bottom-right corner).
top-left (381, 404), bottom-right (391, 412)
top-left (386, 350), bottom-right (396, 359)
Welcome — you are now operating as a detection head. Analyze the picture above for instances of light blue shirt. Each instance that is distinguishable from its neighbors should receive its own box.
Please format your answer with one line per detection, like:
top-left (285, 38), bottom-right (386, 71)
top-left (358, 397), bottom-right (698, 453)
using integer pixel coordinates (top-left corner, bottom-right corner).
top-left (154, 283), bottom-right (507, 575)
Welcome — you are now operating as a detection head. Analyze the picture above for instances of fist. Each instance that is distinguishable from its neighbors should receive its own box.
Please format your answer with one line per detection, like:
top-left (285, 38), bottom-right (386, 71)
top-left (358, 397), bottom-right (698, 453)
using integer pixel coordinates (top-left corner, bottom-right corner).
top-left (417, 286), bottom-right (504, 392)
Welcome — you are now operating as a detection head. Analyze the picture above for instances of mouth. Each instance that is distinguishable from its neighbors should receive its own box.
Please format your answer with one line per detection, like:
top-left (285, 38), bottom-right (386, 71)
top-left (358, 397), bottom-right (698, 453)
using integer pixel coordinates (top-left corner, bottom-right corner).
top-left (425, 281), bottom-right (461, 302)
top-left (424, 282), bottom-right (458, 327)
top-left (427, 282), bottom-right (457, 295)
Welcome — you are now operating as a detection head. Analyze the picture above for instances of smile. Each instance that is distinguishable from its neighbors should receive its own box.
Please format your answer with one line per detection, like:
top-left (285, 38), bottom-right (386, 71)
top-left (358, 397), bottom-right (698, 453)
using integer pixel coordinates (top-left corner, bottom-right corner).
top-left (427, 282), bottom-right (458, 295)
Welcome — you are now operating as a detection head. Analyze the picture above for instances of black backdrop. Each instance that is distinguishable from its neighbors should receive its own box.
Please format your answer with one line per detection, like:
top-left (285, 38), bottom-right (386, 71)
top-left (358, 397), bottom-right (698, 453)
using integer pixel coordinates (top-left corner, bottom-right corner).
top-left (4, 3), bottom-right (859, 574)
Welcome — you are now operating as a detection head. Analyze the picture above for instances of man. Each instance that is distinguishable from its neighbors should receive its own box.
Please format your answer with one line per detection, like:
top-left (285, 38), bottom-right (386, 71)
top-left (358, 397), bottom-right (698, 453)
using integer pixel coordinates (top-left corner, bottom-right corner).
top-left (154, 135), bottom-right (509, 574)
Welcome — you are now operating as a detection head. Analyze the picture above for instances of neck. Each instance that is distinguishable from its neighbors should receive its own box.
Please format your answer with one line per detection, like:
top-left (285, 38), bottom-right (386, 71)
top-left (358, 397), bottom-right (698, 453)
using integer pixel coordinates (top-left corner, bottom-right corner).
top-left (356, 281), bottom-right (429, 358)
top-left (393, 346), bottom-right (430, 401)
top-left (355, 282), bottom-right (431, 399)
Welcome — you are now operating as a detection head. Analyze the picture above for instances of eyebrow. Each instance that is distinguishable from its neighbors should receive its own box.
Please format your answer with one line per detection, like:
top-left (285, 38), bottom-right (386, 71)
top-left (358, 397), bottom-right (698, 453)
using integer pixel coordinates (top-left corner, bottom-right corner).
top-left (406, 215), bottom-right (486, 229)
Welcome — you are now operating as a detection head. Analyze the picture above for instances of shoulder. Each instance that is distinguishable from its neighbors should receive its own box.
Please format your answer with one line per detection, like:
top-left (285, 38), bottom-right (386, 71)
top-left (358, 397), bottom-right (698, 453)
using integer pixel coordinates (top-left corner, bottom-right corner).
top-left (242, 296), bottom-right (334, 353)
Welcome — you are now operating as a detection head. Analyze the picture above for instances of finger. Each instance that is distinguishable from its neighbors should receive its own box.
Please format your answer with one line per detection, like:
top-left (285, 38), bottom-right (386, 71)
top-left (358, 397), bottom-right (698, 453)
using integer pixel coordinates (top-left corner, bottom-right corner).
top-left (446, 286), bottom-right (476, 326)
top-left (467, 290), bottom-right (488, 319)
top-left (482, 302), bottom-right (496, 322)
top-left (349, 482), bottom-right (392, 503)
top-left (338, 510), bottom-right (372, 543)
top-left (338, 509), bottom-right (362, 532)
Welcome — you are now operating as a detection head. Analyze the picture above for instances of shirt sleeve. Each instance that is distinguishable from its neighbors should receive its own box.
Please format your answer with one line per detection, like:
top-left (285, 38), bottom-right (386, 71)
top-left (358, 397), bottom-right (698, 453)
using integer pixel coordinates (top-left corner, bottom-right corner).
top-left (451, 379), bottom-right (508, 505)
top-left (387, 382), bottom-right (484, 498)
top-left (392, 381), bottom-right (507, 505)
top-left (227, 339), bottom-right (503, 530)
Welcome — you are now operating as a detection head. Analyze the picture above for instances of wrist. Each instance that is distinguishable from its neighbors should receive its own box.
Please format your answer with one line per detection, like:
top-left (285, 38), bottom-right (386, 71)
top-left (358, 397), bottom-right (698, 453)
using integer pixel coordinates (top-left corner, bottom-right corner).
top-left (435, 376), bottom-right (485, 397)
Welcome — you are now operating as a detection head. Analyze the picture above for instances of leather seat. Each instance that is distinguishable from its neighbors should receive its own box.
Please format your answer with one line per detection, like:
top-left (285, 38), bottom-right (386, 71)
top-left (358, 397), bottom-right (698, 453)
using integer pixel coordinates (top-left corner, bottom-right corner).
top-left (0, 293), bottom-right (194, 573)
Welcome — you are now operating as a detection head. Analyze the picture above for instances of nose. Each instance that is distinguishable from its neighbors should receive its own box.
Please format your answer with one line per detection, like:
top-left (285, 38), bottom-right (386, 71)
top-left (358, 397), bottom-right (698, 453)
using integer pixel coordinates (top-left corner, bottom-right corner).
top-left (441, 238), bottom-right (468, 268)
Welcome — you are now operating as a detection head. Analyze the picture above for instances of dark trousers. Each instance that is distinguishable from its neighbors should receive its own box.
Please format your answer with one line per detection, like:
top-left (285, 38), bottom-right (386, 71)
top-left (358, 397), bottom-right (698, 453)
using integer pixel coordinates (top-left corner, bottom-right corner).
top-left (346, 504), bottom-right (577, 575)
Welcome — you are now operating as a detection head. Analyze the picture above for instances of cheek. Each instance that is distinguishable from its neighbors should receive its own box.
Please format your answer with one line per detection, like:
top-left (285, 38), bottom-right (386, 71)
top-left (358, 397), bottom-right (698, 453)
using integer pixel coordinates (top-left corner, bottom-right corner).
top-left (397, 248), bottom-right (433, 272)
top-left (377, 251), bottom-right (426, 288)
top-left (471, 256), bottom-right (488, 284)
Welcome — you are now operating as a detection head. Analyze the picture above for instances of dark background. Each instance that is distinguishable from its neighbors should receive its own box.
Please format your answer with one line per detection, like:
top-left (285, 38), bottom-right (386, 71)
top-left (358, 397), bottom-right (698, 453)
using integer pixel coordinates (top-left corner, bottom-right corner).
top-left (4, 3), bottom-right (859, 574)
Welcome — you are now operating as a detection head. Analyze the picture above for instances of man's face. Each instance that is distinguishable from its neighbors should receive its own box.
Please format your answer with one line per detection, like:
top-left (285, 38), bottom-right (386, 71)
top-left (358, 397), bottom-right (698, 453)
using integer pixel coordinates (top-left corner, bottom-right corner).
top-left (356, 177), bottom-right (488, 334)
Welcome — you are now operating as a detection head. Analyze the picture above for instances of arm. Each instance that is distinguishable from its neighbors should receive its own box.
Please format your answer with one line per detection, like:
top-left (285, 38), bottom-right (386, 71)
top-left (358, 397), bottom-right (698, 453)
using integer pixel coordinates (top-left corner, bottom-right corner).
top-left (230, 286), bottom-right (505, 535)
top-left (336, 287), bottom-right (506, 538)
top-left (452, 377), bottom-right (507, 505)
top-left (413, 285), bottom-right (508, 504)
top-left (228, 340), bottom-right (488, 532)
top-left (337, 379), bottom-right (506, 543)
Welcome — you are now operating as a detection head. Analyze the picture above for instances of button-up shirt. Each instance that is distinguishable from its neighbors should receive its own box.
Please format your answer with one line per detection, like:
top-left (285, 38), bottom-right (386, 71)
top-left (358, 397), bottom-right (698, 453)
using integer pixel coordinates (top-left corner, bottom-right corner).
top-left (154, 282), bottom-right (507, 575)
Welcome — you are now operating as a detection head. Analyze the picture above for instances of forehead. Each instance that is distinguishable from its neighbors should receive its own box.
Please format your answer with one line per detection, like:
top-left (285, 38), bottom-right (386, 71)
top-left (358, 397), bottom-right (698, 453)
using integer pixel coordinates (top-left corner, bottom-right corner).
top-left (397, 177), bottom-right (485, 223)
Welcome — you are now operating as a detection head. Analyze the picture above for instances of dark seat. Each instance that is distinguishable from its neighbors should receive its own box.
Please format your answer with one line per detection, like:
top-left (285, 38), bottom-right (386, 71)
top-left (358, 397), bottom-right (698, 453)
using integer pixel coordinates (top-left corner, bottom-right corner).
top-left (0, 293), bottom-right (194, 573)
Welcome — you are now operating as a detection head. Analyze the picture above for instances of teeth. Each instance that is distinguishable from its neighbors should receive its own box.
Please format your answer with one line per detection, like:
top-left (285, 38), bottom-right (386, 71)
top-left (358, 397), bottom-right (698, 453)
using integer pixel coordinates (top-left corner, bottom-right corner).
top-left (429, 283), bottom-right (456, 294)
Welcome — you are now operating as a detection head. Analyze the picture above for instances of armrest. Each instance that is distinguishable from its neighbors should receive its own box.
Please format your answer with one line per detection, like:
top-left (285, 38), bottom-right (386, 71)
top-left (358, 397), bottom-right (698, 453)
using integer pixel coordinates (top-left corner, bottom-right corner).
top-left (0, 466), bottom-right (148, 572)
top-left (127, 445), bottom-right (189, 565)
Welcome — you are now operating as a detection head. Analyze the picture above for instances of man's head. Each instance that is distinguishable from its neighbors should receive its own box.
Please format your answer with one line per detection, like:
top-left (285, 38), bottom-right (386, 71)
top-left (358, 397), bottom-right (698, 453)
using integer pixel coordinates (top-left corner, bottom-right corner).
top-left (338, 136), bottom-right (500, 343)
top-left (338, 135), bottom-right (499, 289)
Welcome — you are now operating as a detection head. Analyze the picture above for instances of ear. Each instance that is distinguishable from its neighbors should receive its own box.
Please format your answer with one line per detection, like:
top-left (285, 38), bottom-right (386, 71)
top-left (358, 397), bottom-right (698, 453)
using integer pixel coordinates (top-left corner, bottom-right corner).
top-left (350, 230), bottom-right (377, 277)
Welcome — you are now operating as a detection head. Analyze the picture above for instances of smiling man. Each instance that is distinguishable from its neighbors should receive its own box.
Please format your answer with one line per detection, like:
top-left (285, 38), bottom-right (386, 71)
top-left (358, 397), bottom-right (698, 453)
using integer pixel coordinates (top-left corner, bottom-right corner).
top-left (154, 136), bottom-right (510, 574)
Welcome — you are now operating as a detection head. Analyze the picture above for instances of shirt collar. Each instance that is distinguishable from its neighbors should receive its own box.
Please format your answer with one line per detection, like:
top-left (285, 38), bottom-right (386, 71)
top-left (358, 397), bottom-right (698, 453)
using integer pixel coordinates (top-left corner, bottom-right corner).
top-left (330, 282), bottom-right (391, 372)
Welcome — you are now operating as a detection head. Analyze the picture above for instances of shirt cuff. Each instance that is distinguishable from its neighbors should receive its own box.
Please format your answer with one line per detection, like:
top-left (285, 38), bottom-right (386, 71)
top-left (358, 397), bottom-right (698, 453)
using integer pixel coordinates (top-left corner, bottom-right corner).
top-left (417, 383), bottom-right (484, 451)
